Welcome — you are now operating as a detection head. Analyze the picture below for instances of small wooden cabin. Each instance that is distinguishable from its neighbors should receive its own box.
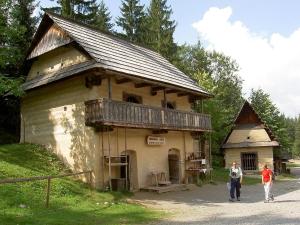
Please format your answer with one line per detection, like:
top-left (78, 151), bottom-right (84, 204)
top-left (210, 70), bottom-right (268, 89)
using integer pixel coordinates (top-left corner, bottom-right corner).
top-left (21, 12), bottom-right (213, 191)
top-left (222, 101), bottom-right (279, 172)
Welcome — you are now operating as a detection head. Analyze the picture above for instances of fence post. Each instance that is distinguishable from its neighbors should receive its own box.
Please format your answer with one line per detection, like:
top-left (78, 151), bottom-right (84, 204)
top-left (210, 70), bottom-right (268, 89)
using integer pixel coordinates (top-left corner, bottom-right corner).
top-left (46, 178), bottom-right (51, 208)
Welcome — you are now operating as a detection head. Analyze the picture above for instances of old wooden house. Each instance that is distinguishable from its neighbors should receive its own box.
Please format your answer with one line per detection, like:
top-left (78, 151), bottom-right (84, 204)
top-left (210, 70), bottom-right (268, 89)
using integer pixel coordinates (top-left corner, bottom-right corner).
top-left (21, 12), bottom-right (213, 191)
top-left (222, 101), bottom-right (279, 172)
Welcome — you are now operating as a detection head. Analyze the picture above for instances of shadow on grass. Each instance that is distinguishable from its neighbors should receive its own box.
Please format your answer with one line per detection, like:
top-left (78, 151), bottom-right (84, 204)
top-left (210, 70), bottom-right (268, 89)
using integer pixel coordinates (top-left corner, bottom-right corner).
top-left (0, 202), bottom-right (159, 225)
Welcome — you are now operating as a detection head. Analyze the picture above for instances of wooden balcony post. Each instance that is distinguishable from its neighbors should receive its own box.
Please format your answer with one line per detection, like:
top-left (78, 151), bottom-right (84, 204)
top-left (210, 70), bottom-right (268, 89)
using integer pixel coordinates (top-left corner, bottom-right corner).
top-left (108, 77), bottom-right (112, 99)
top-left (163, 89), bottom-right (167, 108)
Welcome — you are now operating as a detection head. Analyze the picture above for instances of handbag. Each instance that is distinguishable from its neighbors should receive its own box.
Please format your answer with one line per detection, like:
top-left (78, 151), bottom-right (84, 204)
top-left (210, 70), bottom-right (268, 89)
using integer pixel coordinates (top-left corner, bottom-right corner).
top-left (227, 182), bottom-right (231, 190)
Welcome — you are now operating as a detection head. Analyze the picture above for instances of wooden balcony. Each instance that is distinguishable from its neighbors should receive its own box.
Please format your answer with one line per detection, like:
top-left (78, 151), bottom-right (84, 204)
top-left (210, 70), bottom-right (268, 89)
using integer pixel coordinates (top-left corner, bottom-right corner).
top-left (85, 98), bottom-right (212, 132)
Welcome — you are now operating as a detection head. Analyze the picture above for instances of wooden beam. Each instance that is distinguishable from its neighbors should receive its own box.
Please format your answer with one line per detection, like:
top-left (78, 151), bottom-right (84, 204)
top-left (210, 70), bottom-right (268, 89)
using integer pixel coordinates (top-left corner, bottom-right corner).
top-left (151, 86), bottom-right (165, 96)
top-left (134, 82), bottom-right (151, 88)
top-left (108, 77), bottom-right (112, 99)
top-left (177, 92), bottom-right (189, 97)
top-left (166, 89), bottom-right (180, 94)
top-left (116, 78), bottom-right (131, 84)
top-left (152, 129), bottom-right (168, 134)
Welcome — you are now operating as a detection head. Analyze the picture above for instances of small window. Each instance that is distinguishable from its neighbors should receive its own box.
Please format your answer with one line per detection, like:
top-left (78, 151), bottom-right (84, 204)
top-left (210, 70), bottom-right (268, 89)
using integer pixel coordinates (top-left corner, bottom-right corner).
top-left (162, 101), bottom-right (176, 109)
top-left (123, 92), bottom-right (142, 104)
top-left (241, 153), bottom-right (257, 170)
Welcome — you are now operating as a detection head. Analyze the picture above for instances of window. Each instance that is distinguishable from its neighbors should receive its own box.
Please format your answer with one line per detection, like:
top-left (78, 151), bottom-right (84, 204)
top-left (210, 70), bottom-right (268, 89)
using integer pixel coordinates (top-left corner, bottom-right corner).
top-left (241, 153), bottom-right (257, 170)
top-left (123, 92), bottom-right (142, 104)
top-left (161, 101), bottom-right (176, 109)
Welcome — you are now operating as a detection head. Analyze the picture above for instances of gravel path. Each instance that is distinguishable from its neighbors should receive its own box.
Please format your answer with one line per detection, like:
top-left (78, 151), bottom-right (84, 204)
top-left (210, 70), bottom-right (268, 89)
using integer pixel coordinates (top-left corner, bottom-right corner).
top-left (131, 168), bottom-right (300, 225)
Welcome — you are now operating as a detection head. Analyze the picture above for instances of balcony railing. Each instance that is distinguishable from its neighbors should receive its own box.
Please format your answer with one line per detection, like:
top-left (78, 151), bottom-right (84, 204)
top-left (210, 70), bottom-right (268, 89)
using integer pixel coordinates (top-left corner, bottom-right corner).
top-left (85, 98), bottom-right (211, 131)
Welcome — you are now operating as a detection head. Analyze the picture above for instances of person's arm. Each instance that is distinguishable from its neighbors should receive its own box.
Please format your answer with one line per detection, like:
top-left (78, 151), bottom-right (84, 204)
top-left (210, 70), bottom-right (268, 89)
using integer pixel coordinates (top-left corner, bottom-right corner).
top-left (269, 170), bottom-right (273, 183)
top-left (261, 172), bottom-right (264, 184)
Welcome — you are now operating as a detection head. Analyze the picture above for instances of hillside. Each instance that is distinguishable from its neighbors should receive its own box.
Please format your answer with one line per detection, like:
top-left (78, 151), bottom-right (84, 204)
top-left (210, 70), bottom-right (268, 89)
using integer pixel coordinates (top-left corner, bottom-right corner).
top-left (0, 144), bottom-right (160, 225)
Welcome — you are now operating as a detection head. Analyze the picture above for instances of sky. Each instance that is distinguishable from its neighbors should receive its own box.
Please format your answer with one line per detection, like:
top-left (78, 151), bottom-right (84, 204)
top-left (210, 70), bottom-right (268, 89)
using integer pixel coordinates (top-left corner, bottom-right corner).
top-left (37, 0), bottom-right (300, 117)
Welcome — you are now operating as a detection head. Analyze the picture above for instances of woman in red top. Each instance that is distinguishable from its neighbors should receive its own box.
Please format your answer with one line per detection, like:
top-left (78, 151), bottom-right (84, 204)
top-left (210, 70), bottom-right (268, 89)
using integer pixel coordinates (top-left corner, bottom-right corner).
top-left (261, 164), bottom-right (274, 203)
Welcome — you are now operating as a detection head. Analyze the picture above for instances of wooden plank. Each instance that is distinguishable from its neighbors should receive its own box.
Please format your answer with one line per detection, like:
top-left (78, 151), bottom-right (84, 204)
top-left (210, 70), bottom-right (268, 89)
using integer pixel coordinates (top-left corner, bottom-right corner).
top-left (151, 86), bottom-right (165, 96)
top-left (28, 24), bottom-right (72, 59)
top-left (166, 89), bottom-right (180, 94)
top-left (115, 78), bottom-right (131, 84)
top-left (134, 82), bottom-right (151, 88)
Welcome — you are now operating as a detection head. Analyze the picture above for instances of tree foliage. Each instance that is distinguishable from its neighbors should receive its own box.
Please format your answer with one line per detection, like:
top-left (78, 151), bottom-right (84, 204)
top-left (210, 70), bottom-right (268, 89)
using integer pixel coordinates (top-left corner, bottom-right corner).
top-left (146, 0), bottom-right (176, 60)
top-left (0, 0), bottom-right (37, 141)
top-left (116, 0), bottom-right (146, 43)
top-left (93, 0), bottom-right (113, 32)
top-left (45, 0), bottom-right (98, 25)
top-left (249, 88), bottom-right (292, 156)
top-left (176, 43), bottom-right (244, 157)
top-left (293, 116), bottom-right (300, 157)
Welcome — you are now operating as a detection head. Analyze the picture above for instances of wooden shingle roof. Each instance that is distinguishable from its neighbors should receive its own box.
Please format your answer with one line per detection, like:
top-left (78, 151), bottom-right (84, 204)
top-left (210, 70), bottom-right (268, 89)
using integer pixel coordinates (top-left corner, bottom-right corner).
top-left (24, 12), bottom-right (211, 97)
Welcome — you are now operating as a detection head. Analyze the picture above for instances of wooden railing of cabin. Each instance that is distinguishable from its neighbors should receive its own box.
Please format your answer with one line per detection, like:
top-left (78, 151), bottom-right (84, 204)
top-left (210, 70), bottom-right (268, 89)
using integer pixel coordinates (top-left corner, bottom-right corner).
top-left (85, 98), bottom-right (211, 131)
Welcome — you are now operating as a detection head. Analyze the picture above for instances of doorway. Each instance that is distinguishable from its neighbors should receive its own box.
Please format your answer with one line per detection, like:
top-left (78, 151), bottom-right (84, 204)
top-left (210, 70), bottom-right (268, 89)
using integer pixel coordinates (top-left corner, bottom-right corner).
top-left (168, 149), bottom-right (180, 183)
top-left (120, 150), bottom-right (138, 191)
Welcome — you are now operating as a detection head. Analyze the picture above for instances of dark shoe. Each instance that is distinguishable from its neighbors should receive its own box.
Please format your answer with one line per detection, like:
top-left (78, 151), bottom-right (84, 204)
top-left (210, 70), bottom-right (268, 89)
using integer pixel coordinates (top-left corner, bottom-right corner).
top-left (237, 197), bottom-right (240, 201)
top-left (229, 198), bottom-right (234, 202)
top-left (270, 195), bottom-right (274, 201)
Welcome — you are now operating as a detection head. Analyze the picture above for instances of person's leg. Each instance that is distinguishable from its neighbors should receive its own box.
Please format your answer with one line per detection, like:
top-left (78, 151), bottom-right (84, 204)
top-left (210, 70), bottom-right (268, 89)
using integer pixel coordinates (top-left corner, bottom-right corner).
top-left (269, 183), bottom-right (274, 200)
top-left (236, 180), bottom-right (241, 200)
top-left (230, 179), bottom-right (236, 200)
top-left (264, 182), bottom-right (270, 202)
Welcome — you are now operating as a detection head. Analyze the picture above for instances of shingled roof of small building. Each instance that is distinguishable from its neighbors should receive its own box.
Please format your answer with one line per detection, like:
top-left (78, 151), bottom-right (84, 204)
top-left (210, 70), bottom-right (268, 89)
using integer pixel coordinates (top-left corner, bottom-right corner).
top-left (24, 12), bottom-right (212, 98)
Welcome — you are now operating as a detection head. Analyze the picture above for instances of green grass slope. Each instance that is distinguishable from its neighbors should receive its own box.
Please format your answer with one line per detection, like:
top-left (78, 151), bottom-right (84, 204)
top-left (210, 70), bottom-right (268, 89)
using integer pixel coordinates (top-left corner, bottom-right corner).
top-left (0, 144), bottom-right (161, 225)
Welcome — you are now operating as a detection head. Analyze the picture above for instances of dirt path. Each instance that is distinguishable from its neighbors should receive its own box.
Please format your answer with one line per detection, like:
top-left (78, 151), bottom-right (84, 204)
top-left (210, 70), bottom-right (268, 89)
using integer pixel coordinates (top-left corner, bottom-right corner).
top-left (132, 168), bottom-right (300, 225)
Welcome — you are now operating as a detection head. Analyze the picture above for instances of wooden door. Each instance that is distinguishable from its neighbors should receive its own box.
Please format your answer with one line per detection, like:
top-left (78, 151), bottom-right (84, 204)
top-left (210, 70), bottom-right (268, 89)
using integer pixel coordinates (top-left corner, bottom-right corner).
top-left (168, 154), bottom-right (179, 183)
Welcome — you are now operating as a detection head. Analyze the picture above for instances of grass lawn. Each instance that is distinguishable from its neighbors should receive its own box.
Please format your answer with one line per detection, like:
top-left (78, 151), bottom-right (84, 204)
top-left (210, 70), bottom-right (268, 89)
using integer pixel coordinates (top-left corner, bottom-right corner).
top-left (0, 144), bottom-right (162, 225)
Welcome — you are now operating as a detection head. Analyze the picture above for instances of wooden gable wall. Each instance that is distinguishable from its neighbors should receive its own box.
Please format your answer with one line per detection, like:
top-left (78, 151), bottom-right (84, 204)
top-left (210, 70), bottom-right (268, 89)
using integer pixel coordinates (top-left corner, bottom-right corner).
top-left (235, 102), bottom-right (262, 125)
top-left (28, 24), bottom-right (73, 60)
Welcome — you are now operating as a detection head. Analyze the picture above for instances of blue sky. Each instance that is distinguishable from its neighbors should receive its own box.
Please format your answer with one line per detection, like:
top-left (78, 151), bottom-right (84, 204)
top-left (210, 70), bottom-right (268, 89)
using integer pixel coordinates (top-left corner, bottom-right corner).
top-left (39, 0), bottom-right (300, 44)
top-left (38, 0), bottom-right (300, 117)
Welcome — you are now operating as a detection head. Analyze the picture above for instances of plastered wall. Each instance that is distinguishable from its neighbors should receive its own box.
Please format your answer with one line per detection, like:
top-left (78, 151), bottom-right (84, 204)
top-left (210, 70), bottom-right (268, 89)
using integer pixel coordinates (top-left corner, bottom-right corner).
top-left (225, 147), bottom-right (274, 171)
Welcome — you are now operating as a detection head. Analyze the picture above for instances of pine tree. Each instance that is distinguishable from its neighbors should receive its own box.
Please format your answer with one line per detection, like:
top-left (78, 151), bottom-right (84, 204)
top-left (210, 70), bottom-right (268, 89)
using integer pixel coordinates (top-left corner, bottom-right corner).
top-left (0, 0), bottom-right (37, 142)
top-left (93, 0), bottom-right (113, 32)
top-left (116, 0), bottom-right (146, 43)
top-left (146, 0), bottom-right (176, 60)
top-left (45, 0), bottom-right (98, 25)
top-left (61, 0), bottom-right (72, 17)
top-left (293, 116), bottom-right (300, 157)
top-left (249, 88), bottom-right (292, 155)
top-left (72, 0), bottom-right (98, 24)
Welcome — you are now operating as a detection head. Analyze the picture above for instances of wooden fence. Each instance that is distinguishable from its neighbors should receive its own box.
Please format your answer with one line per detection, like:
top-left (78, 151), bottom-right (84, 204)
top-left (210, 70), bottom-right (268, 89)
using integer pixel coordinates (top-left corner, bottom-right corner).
top-left (0, 170), bottom-right (93, 208)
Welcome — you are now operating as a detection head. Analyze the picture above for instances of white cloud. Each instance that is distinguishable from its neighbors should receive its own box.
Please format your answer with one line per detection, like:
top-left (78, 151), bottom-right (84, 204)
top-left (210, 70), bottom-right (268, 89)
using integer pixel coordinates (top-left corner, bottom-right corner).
top-left (192, 7), bottom-right (300, 117)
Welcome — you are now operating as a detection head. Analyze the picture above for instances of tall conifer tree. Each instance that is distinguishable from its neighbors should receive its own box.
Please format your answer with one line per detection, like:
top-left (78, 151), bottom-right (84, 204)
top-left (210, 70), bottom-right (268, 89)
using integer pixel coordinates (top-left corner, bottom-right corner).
top-left (293, 116), bottom-right (300, 156)
top-left (45, 0), bottom-right (98, 25)
top-left (0, 0), bottom-right (37, 142)
top-left (146, 0), bottom-right (176, 59)
top-left (93, 0), bottom-right (113, 32)
top-left (116, 0), bottom-right (146, 43)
